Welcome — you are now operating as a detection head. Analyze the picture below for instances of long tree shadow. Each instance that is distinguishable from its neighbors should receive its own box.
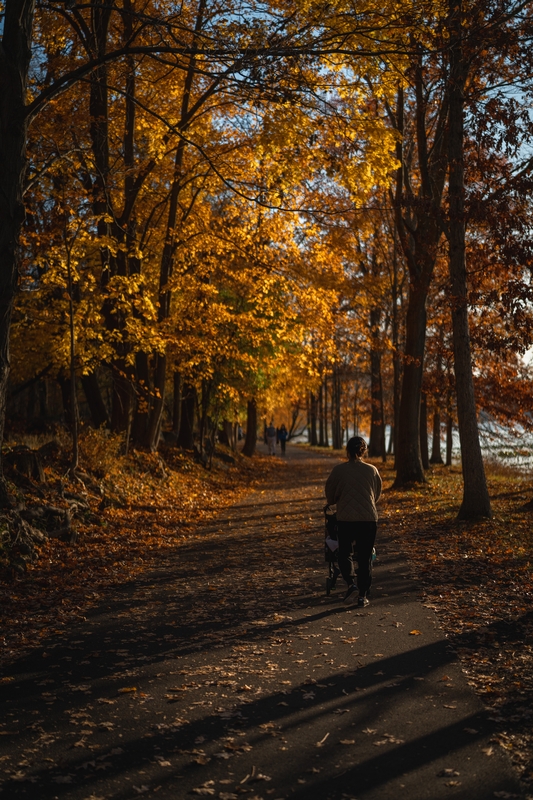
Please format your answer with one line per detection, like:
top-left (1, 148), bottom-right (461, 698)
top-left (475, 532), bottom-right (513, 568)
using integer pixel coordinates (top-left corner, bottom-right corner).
top-left (0, 637), bottom-right (523, 799)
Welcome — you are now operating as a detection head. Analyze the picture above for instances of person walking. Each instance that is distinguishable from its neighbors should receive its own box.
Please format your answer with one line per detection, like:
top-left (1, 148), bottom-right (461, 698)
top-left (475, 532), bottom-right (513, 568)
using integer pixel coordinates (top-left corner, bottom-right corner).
top-left (266, 420), bottom-right (277, 455)
top-left (325, 436), bottom-right (382, 607)
top-left (277, 423), bottom-right (288, 455)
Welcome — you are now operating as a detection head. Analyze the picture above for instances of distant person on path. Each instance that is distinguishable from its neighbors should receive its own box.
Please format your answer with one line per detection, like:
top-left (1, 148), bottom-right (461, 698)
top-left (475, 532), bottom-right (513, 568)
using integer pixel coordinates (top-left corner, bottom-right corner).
top-left (266, 421), bottom-right (277, 455)
top-left (277, 424), bottom-right (288, 455)
top-left (325, 436), bottom-right (382, 607)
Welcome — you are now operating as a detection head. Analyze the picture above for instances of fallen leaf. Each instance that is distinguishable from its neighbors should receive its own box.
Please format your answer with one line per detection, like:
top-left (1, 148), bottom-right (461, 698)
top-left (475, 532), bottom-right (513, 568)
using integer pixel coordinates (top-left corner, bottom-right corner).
top-left (118, 687), bottom-right (137, 694)
top-left (339, 739), bottom-right (355, 745)
top-left (192, 782), bottom-right (215, 796)
top-left (409, 630), bottom-right (422, 636)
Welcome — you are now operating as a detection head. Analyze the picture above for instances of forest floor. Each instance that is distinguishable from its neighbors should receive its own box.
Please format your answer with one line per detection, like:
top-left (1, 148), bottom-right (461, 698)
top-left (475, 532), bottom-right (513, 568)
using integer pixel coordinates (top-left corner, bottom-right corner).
top-left (0, 439), bottom-right (532, 799)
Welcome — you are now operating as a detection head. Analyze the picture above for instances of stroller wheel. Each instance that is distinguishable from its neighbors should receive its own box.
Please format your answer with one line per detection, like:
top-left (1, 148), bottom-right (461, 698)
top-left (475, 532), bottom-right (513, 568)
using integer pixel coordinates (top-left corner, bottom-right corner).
top-left (326, 578), bottom-right (332, 596)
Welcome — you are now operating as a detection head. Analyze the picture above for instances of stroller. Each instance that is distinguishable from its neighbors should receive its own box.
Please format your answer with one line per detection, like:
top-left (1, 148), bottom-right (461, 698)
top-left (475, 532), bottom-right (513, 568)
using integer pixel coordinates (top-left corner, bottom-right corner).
top-left (324, 504), bottom-right (376, 597)
top-left (324, 504), bottom-right (341, 595)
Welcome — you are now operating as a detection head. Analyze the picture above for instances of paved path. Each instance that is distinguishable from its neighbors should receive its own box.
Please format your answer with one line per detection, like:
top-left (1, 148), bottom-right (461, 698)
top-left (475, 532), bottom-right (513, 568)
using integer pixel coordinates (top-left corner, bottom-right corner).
top-left (0, 445), bottom-right (525, 799)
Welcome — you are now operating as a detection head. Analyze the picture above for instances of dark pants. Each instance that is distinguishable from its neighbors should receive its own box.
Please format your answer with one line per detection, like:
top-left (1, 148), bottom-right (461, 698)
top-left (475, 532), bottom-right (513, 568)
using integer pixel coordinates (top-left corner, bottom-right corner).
top-left (337, 521), bottom-right (377, 597)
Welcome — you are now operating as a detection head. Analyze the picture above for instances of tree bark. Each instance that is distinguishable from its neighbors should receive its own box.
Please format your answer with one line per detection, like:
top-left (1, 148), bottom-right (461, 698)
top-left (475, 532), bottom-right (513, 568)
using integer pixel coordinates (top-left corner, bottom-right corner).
top-left (131, 351), bottom-right (151, 443)
top-left (172, 371), bottom-right (182, 435)
top-left (331, 366), bottom-right (342, 450)
top-left (368, 307), bottom-right (386, 460)
top-left (176, 383), bottom-right (196, 449)
top-left (318, 383), bottom-right (325, 446)
top-left (310, 392), bottom-right (318, 445)
top-left (81, 372), bottom-right (109, 429)
top-left (419, 391), bottom-right (429, 470)
top-left (391, 234), bottom-right (402, 463)
top-left (448, 0), bottom-right (491, 518)
top-left (58, 374), bottom-right (73, 426)
top-left (394, 282), bottom-right (428, 483)
top-left (110, 360), bottom-right (133, 433)
top-left (446, 411), bottom-right (453, 467)
top-left (242, 399), bottom-right (257, 457)
top-left (219, 421), bottom-right (236, 450)
top-left (323, 373), bottom-right (329, 447)
top-left (430, 408), bottom-right (444, 464)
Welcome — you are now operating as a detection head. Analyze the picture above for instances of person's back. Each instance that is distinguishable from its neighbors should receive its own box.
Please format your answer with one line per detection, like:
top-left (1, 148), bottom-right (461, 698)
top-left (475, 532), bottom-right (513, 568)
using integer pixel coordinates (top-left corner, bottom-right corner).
top-left (325, 459), bottom-right (381, 521)
top-left (266, 422), bottom-right (277, 454)
top-left (278, 424), bottom-right (288, 454)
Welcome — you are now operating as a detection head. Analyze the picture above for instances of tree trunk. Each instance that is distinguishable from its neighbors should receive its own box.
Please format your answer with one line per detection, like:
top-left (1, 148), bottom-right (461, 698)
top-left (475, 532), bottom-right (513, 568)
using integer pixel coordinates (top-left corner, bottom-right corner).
top-left (419, 391), bottom-right (429, 470)
top-left (110, 360), bottom-right (133, 432)
top-left (446, 411), bottom-right (453, 467)
top-left (323, 374), bottom-right (329, 447)
top-left (368, 307), bottom-right (386, 460)
top-left (318, 383), bottom-right (325, 446)
top-left (172, 371), bottom-right (182, 435)
top-left (331, 367), bottom-right (342, 449)
top-left (81, 372), bottom-right (109, 429)
top-left (131, 351), bottom-right (151, 443)
top-left (393, 59), bottom-right (449, 487)
top-left (448, 0), bottom-right (491, 519)
top-left (352, 378), bottom-right (359, 438)
top-left (242, 399), bottom-right (257, 457)
top-left (393, 282), bottom-right (427, 484)
top-left (430, 408), bottom-right (444, 464)
top-left (58, 375), bottom-right (73, 425)
top-left (310, 392), bottom-right (318, 445)
top-left (219, 421), bottom-right (236, 450)
top-left (177, 383), bottom-right (196, 449)
top-left (391, 235), bottom-right (402, 465)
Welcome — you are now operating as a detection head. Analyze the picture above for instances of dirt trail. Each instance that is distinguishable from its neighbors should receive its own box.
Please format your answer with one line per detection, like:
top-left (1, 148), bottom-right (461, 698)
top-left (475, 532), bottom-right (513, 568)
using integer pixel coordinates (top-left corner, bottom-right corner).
top-left (0, 445), bottom-right (525, 799)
